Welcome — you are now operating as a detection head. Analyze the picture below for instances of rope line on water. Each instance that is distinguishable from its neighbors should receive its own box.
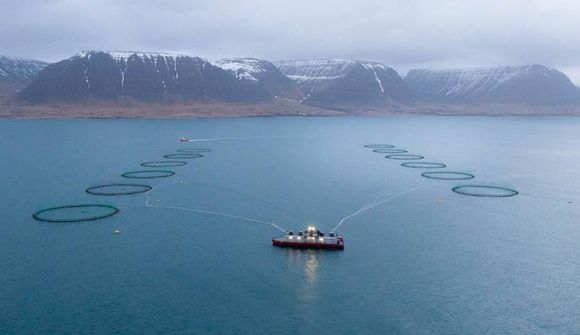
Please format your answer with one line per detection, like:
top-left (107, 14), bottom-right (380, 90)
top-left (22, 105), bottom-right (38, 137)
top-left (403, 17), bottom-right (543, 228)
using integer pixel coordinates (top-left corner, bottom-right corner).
top-left (144, 183), bottom-right (286, 232)
top-left (331, 185), bottom-right (423, 233)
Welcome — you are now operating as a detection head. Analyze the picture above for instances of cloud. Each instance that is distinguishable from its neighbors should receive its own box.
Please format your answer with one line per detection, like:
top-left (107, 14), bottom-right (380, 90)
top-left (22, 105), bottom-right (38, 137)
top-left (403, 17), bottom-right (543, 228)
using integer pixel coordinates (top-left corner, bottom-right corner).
top-left (1, 0), bottom-right (579, 83)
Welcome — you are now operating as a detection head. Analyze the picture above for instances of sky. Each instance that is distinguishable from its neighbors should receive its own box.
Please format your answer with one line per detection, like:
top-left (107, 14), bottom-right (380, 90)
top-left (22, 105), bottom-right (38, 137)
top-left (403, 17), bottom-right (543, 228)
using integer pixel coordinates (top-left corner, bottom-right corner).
top-left (1, 0), bottom-right (580, 84)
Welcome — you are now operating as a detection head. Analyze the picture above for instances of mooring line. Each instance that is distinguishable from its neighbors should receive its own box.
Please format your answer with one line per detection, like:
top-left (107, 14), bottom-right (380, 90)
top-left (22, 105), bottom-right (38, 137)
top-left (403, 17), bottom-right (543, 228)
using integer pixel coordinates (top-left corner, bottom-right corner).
top-left (144, 182), bottom-right (286, 232)
top-left (331, 185), bottom-right (423, 233)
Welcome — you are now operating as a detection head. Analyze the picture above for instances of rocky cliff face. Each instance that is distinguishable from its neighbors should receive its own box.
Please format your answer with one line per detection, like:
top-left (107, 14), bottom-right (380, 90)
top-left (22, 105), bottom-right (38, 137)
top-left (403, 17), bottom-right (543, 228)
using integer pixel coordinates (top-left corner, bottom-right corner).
top-left (20, 51), bottom-right (275, 103)
top-left (276, 59), bottom-right (414, 109)
top-left (405, 65), bottom-right (580, 105)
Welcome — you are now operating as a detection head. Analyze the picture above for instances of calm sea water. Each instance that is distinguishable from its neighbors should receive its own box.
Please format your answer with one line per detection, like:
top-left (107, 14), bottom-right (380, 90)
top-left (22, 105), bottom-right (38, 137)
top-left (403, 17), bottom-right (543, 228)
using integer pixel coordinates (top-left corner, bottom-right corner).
top-left (1, 117), bottom-right (580, 334)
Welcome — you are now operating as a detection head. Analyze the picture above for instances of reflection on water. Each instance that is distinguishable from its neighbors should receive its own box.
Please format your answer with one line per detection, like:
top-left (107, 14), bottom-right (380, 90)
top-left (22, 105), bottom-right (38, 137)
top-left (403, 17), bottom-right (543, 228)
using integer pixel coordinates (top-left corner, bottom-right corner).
top-left (285, 249), bottom-right (320, 302)
top-left (305, 251), bottom-right (319, 285)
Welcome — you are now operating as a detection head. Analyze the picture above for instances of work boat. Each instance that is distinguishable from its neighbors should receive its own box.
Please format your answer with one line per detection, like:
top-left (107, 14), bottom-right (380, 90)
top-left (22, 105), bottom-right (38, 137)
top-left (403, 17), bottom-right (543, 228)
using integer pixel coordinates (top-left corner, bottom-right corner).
top-left (272, 226), bottom-right (344, 250)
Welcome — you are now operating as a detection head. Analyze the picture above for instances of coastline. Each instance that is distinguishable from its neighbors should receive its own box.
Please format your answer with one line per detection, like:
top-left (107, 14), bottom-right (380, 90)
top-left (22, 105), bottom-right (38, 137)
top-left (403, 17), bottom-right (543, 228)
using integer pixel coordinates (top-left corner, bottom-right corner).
top-left (2, 99), bottom-right (580, 119)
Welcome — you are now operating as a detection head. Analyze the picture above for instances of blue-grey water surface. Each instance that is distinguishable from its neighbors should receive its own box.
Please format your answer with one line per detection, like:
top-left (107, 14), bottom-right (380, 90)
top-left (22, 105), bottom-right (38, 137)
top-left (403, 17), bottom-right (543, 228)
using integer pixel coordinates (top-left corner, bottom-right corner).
top-left (1, 117), bottom-right (580, 334)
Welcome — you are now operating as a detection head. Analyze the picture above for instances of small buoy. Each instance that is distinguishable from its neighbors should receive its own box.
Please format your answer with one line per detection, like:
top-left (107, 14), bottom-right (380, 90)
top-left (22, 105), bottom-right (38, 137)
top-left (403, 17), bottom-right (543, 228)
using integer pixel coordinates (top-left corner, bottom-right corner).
top-left (114, 230), bottom-right (121, 234)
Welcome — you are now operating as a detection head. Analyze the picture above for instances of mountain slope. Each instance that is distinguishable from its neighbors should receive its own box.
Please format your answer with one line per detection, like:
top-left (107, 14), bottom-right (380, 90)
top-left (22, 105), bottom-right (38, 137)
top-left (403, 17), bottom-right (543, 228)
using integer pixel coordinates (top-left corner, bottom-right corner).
top-left (20, 51), bottom-right (274, 103)
top-left (276, 59), bottom-right (414, 109)
top-left (0, 55), bottom-right (47, 99)
top-left (405, 65), bottom-right (580, 105)
top-left (210, 58), bottom-right (302, 99)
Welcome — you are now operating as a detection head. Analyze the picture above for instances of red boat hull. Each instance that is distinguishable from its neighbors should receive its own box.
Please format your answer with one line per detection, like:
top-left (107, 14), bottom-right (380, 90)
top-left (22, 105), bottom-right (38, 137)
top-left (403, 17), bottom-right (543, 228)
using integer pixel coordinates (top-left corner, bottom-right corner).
top-left (272, 239), bottom-right (344, 250)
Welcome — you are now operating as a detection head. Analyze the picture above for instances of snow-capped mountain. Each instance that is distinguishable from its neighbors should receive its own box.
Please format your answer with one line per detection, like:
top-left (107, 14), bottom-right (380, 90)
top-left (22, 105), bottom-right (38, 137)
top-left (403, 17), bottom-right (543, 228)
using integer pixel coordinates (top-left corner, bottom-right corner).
top-left (210, 58), bottom-right (301, 99)
top-left (0, 55), bottom-right (47, 100)
top-left (20, 51), bottom-right (276, 103)
top-left (405, 65), bottom-right (580, 105)
top-left (276, 59), bottom-right (414, 108)
top-left (0, 55), bottom-right (47, 83)
top-left (15, 51), bottom-right (580, 114)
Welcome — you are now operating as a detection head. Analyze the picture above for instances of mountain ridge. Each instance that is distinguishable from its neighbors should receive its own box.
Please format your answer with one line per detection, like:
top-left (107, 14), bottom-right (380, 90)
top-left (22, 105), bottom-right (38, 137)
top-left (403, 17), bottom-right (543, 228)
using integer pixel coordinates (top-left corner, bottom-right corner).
top-left (275, 59), bottom-right (414, 109)
top-left (405, 64), bottom-right (580, 105)
top-left (19, 51), bottom-right (275, 103)
top-left (209, 58), bottom-right (302, 99)
top-left (0, 55), bottom-right (47, 83)
top-left (5, 51), bottom-right (580, 116)
top-left (0, 55), bottom-right (47, 101)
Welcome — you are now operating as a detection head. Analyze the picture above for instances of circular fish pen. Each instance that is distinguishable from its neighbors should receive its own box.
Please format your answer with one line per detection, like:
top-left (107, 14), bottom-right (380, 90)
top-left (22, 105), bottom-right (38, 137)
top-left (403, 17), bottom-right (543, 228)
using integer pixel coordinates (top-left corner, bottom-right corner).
top-left (177, 148), bottom-right (212, 153)
top-left (401, 162), bottom-right (447, 169)
top-left (364, 144), bottom-right (395, 149)
top-left (141, 161), bottom-right (187, 168)
top-left (33, 204), bottom-right (120, 223)
top-left (85, 183), bottom-right (152, 196)
top-left (372, 149), bottom-right (408, 154)
top-left (385, 154), bottom-right (424, 160)
top-left (163, 153), bottom-right (203, 159)
top-left (421, 171), bottom-right (475, 180)
top-left (121, 170), bottom-right (175, 179)
top-left (452, 185), bottom-right (519, 197)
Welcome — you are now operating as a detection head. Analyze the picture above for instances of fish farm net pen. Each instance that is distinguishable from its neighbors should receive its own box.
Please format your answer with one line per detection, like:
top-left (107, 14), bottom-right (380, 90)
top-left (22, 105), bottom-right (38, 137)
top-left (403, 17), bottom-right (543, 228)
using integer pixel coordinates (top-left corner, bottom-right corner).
top-left (86, 183), bottom-right (152, 196)
top-left (141, 161), bottom-right (187, 168)
top-left (364, 144), bottom-right (395, 148)
top-left (385, 154), bottom-right (425, 160)
top-left (452, 185), bottom-right (519, 197)
top-left (163, 153), bottom-right (204, 159)
top-left (421, 171), bottom-right (475, 180)
top-left (121, 170), bottom-right (176, 179)
top-left (401, 162), bottom-right (447, 169)
top-left (32, 204), bottom-right (120, 223)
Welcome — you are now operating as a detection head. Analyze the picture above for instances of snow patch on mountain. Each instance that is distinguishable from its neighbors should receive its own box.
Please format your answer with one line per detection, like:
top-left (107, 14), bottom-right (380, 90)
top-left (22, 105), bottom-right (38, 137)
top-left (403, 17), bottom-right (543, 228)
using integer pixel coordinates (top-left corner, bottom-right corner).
top-left (0, 55), bottom-right (47, 82)
top-left (406, 65), bottom-right (563, 98)
top-left (75, 51), bottom-right (208, 92)
top-left (406, 64), bottom-right (580, 105)
top-left (276, 59), bottom-right (395, 93)
top-left (22, 50), bottom-right (282, 104)
top-left (362, 63), bottom-right (386, 93)
top-left (275, 59), bottom-right (354, 86)
top-left (275, 59), bottom-right (414, 106)
top-left (209, 58), bottom-right (266, 82)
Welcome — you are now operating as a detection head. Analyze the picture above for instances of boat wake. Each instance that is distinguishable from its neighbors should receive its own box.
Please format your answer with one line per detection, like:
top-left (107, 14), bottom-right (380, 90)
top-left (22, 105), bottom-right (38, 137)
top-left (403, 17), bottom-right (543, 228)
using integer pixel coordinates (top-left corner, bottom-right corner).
top-left (183, 136), bottom-right (274, 143)
top-left (185, 137), bottom-right (237, 142)
top-left (330, 185), bottom-right (423, 233)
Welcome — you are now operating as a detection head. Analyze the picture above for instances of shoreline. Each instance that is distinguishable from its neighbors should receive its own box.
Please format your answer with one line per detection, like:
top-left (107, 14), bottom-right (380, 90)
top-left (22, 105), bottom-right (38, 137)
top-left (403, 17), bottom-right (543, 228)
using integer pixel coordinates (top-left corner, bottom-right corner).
top-left (2, 100), bottom-right (580, 119)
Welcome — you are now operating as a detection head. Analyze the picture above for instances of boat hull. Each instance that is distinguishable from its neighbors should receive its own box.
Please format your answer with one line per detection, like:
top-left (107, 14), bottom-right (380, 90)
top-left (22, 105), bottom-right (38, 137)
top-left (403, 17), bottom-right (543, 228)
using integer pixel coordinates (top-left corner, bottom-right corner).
top-left (272, 239), bottom-right (344, 250)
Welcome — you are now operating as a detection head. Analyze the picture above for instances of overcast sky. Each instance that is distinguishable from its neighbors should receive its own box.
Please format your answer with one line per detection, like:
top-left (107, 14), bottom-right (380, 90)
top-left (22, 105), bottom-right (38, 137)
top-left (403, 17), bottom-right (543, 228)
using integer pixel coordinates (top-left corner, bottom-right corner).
top-left (2, 0), bottom-right (580, 84)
